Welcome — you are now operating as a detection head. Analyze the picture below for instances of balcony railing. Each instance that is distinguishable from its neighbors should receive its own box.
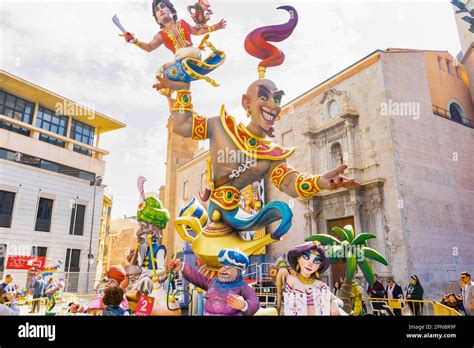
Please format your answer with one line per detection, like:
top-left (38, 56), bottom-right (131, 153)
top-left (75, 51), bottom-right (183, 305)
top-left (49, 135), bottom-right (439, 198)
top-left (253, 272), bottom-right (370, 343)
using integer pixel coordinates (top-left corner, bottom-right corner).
top-left (432, 105), bottom-right (474, 129)
top-left (0, 114), bottom-right (109, 159)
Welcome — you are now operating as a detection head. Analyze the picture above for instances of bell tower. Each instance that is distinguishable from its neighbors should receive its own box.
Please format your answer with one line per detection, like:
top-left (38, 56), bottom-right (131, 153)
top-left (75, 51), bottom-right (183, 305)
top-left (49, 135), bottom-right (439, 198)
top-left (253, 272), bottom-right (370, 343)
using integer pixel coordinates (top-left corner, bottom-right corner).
top-left (161, 115), bottom-right (199, 261)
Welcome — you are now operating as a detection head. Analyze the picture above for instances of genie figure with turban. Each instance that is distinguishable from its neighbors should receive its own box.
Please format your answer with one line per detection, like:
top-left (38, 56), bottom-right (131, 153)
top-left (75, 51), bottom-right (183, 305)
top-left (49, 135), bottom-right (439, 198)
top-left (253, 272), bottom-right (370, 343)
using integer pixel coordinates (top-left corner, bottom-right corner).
top-left (157, 5), bottom-right (359, 275)
top-left (168, 249), bottom-right (259, 315)
top-left (126, 176), bottom-right (170, 293)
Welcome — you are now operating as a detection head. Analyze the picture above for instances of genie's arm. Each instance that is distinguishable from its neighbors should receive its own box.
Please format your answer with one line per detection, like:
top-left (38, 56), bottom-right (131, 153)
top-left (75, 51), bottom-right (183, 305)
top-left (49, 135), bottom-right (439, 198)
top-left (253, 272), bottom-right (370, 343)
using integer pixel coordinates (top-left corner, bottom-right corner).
top-left (268, 160), bottom-right (359, 200)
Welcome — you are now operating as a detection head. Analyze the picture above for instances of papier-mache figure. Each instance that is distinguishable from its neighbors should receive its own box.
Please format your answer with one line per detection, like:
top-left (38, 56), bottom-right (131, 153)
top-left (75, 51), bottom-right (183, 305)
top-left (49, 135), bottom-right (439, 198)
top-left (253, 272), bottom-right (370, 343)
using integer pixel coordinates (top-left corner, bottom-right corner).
top-left (115, 0), bottom-right (226, 93)
top-left (187, 0), bottom-right (213, 29)
top-left (168, 248), bottom-right (260, 316)
top-left (126, 176), bottom-right (170, 294)
top-left (276, 242), bottom-right (346, 316)
top-left (167, 5), bottom-right (359, 277)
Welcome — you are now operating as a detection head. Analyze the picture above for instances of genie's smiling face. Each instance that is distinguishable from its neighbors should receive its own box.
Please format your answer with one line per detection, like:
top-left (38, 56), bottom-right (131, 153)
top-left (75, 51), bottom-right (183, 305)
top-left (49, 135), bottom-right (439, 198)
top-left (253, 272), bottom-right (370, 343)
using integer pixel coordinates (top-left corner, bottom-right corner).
top-left (242, 79), bottom-right (285, 138)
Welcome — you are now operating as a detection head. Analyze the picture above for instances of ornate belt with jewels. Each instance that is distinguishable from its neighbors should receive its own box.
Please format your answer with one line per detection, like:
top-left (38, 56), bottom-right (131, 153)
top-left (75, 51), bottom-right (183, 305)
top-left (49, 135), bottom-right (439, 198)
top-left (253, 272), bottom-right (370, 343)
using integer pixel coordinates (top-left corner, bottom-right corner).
top-left (210, 186), bottom-right (241, 210)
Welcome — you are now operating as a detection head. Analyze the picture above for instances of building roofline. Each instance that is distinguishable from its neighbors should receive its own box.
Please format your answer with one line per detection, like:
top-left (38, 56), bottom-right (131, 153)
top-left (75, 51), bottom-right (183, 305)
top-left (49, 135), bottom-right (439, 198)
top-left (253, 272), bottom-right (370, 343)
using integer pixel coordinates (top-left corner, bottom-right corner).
top-left (0, 69), bottom-right (126, 133)
top-left (281, 48), bottom-right (456, 112)
top-left (281, 49), bottom-right (383, 111)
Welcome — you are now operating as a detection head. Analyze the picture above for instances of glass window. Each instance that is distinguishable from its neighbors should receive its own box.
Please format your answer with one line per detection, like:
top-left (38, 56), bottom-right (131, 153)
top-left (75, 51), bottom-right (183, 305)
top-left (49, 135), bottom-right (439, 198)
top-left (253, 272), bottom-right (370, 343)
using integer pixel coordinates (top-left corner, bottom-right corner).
top-left (40, 159), bottom-right (60, 172)
top-left (449, 103), bottom-right (464, 123)
top-left (0, 191), bottom-right (15, 228)
top-left (36, 106), bottom-right (68, 147)
top-left (31, 246), bottom-right (47, 257)
top-left (69, 204), bottom-right (86, 236)
top-left (0, 244), bottom-right (6, 272)
top-left (65, 249), bottom-right (81, 271)
top-left (0, 148), bottom-right (95, 181)
top-left (0, 91), bottom-right (35, 136)
top-left (35, 197), bottom-right (54, 232)
top-left (71, 119), bottom-right (95, 156)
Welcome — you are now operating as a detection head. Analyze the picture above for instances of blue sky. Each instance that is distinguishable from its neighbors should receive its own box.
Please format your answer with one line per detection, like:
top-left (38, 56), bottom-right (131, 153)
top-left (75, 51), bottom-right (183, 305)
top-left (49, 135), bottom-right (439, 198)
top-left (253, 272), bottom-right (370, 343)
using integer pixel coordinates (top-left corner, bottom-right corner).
top-left (1, 0), bottom-right (462, 218)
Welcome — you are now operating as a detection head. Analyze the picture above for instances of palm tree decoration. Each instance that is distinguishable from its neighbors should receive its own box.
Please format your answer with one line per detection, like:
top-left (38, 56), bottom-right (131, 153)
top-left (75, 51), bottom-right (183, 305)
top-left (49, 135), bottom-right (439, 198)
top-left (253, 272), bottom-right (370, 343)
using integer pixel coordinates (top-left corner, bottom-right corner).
top-left (305, 224), bottom-right (388, 314)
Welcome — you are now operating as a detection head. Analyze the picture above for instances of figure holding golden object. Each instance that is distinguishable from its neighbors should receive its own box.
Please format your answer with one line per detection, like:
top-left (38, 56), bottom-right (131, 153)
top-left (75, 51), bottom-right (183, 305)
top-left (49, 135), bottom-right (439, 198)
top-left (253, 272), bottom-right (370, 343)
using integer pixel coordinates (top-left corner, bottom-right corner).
top-left (167, 6), bottom-right (359, 276)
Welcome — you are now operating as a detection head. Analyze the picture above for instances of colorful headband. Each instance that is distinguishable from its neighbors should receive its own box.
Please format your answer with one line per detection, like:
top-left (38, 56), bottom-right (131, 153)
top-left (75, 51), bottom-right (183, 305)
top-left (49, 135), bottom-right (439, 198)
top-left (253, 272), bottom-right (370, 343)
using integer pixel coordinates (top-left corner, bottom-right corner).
top-left (244, 6), bottom-right (298, 79)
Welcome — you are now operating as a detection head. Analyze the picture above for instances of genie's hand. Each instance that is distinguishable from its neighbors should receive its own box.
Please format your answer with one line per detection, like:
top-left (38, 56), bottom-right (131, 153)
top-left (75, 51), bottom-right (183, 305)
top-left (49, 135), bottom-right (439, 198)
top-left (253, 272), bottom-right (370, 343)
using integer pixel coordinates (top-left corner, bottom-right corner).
top-left (227, 294), bottom-right (247, 311)
top-left (317, 164), bottom-right (360, 190)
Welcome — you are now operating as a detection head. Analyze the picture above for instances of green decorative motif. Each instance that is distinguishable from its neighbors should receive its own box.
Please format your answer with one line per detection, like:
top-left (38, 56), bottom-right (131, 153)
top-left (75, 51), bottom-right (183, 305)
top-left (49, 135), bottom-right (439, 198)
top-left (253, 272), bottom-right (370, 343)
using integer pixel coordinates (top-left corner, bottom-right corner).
top-left (249, 138), bottom-right (257, 147)
top-left (137, 196), bottom-right (170, 229)
top-left (305, 225), bottom-right (388, 314)
top-left (302, 183), bottom-right (310, 190)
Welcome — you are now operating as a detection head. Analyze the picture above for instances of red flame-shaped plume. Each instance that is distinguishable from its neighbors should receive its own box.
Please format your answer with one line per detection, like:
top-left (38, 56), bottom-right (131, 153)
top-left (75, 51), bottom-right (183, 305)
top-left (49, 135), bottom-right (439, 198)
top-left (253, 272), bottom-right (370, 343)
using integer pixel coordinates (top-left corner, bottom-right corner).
top-left (244, 6), bottom-right (298, 78)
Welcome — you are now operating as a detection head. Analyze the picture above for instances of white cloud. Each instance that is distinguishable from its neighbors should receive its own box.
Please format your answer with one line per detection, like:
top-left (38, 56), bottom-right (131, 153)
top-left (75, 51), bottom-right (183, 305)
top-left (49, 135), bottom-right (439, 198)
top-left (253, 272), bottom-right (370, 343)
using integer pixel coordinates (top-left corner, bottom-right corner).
top-left (1, 0), bottom-right (462, 217)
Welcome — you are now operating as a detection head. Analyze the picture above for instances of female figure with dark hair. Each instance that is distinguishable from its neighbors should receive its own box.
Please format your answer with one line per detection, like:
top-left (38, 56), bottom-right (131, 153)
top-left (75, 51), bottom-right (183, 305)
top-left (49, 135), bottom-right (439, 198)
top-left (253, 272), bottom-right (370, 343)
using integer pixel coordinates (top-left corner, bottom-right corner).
top-left (333, 281), bottom-right (341, 296)
top-left (406, 275), bottom-right (424, 315)
top-left (277, 242), bottom-right (345, 316)
top-left (120, 0), bottom-right (226, 90)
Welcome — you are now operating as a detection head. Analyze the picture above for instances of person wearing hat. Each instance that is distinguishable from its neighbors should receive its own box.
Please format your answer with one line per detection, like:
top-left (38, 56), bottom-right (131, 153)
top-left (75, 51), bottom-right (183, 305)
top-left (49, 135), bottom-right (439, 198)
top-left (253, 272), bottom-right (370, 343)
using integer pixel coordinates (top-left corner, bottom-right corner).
top-left (168, 248), bottom-right (260, 316)
top-left (81, 265), bottom-right (130, 315)
top-left (281, 242), bottom-right (345, 316)
top-left (406, 275), bottom-right (424, 315)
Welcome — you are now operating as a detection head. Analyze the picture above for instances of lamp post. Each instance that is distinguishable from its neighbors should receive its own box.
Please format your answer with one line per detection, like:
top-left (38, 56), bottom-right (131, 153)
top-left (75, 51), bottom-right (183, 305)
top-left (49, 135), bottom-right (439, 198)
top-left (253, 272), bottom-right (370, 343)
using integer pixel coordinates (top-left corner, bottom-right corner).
top-left (86, 176), bottom-right (102, 293)
top-left (67, 196), bottom-right (79, 293)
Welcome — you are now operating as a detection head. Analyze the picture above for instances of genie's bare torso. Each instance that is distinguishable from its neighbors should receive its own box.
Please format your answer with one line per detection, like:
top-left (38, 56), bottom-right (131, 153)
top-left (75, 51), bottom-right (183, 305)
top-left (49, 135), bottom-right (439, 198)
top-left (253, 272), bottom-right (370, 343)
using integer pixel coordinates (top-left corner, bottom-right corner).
top-left (207, 116), bottom-right (275, 190)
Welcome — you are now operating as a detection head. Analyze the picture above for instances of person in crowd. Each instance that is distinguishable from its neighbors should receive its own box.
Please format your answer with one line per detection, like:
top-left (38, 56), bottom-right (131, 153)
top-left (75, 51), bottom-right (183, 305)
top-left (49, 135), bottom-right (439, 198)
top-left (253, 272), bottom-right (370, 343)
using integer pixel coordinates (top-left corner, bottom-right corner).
top-left (333, 281), bottom-right (341, 297)
top-left (367, 273), bottom-right (385, 298)
top-left (1, 274), bottom-right (14, 293)
top-left (440, 293), bottom-right (463, 313)
top-left (0, 286), bottom-right (20, 315)
top-left (406, 275), bottom-right (424, 315)
top-left (30, 274), bottom-right (47, 314)
top-left (385, 277), bottom-right (403, 315)
top-left (460, 271), bottom-right (473, 316)
top-left (101, 287), bottom-right (130, 316)
top-left (386, 277), bottom-right (403, 300)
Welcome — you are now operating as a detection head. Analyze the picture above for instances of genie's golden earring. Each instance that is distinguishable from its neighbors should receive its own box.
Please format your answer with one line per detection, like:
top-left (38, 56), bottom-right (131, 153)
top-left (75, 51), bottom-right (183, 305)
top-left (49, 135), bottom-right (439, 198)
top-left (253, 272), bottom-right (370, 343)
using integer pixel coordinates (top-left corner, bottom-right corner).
top-left (316, 271), bottom-right (320, 279)
top-left (247, 110), bottom-right (251, 117)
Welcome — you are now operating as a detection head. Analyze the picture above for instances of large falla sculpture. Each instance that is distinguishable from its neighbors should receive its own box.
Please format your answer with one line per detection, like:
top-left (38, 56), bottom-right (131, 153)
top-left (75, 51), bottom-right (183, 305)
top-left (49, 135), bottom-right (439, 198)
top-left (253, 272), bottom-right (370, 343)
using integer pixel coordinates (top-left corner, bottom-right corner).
top-left (156, 5), bottom-right (360, 277)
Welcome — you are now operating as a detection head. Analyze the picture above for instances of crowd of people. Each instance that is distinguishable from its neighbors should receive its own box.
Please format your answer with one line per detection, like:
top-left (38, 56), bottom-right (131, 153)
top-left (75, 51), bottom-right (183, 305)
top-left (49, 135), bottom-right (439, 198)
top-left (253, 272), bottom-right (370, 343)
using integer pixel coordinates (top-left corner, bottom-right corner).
top-left (332, 272), bottom-right (473, 316)
top-left (0, 268), bottom-right (472, 316)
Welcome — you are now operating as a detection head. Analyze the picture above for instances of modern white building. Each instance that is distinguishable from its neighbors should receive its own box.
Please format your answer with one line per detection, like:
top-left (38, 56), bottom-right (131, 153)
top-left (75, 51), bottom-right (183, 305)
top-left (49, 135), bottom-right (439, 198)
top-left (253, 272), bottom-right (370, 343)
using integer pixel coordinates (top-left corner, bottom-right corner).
top-left (0, 70), bottom-right (125, 293)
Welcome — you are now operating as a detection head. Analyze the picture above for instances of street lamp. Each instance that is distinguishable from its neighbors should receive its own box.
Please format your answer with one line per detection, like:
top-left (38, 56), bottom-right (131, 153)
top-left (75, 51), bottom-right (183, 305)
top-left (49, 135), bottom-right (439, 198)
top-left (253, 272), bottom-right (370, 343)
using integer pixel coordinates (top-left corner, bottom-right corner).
top-left (86, 176), bottom-right (102, 293)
